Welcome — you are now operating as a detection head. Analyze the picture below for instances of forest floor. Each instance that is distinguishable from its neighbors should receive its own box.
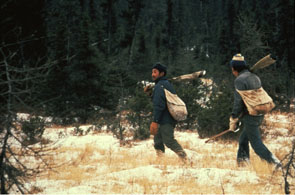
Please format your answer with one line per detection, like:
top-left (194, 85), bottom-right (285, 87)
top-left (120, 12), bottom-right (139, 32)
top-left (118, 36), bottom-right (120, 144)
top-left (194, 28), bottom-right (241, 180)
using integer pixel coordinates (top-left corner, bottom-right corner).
top-left (10, 112), bottom-right (295, 194)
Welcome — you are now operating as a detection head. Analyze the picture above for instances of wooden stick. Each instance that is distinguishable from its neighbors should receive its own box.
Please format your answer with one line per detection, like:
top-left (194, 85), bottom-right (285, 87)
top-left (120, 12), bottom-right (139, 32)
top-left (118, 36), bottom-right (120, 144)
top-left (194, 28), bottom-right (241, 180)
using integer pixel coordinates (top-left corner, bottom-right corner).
top-left (205, 129), bottom-right (231, 143)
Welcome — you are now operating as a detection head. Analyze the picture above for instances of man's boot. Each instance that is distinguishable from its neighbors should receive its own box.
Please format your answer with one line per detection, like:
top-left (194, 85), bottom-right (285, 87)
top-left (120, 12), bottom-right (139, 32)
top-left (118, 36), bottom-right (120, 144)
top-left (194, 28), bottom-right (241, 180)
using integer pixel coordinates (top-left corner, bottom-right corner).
top-left (176, 150), bottom-right (187, 163)
top-left (156, 150), bottom-right (165, 157)
top-left (237, 157), bottom-right (250, 167)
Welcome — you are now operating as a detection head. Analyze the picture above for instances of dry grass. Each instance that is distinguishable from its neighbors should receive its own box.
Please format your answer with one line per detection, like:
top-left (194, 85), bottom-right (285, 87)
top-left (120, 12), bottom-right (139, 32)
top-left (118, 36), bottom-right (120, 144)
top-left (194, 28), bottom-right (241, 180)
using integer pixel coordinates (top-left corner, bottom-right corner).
top-left (263, 111), bottom-right (295, 133)
top-left (20, 111), bottom-right (295, 194)
top-left (39, 139), bottom-right (287, 194)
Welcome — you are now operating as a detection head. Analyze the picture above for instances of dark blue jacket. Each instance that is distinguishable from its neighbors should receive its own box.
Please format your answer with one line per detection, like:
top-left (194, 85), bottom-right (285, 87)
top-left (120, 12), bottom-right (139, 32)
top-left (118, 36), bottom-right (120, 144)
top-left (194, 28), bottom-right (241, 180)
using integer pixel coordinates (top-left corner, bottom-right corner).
top-left (232, 70), bottom-right (262, 118)
top-left (152, 76), bottom-right (176, 124)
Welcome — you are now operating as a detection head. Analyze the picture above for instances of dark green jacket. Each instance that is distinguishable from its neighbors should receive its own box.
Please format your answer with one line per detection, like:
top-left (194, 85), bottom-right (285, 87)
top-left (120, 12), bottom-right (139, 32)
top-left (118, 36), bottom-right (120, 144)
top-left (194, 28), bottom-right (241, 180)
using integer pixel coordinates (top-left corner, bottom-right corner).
top-left (152, 76), bottom-right (176, 124)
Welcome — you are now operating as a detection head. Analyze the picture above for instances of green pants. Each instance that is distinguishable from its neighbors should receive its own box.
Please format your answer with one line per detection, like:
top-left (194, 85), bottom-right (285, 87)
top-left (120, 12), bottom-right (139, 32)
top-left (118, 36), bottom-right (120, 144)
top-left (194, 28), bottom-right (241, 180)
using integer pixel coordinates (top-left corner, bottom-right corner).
top-left (154, 123), bottom-right (187, 159)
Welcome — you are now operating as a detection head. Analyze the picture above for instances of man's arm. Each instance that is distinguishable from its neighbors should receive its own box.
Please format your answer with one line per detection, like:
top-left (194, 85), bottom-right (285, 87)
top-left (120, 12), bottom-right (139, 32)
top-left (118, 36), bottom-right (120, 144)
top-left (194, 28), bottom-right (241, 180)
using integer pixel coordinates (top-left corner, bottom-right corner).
top-left (231, 79), bottom-right (246, 118)
top-left (231, 90), bottom-right (245, 118)
top-left (152, 85), bottom-right (166, 123)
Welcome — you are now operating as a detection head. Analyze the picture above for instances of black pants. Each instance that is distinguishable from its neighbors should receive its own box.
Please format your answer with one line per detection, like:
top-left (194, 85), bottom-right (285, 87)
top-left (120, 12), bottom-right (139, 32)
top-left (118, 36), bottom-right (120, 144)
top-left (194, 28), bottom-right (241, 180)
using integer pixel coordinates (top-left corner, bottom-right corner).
top-left (237, 115), bottom-right (276, 164)
top-left (154, 123), bottom-right (187, 159)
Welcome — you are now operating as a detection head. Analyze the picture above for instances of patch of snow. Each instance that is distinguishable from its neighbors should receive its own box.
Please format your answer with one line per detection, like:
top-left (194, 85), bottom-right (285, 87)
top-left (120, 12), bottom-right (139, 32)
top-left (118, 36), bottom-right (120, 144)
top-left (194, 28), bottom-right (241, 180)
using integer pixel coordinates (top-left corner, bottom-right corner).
top-left (53, 133), bottom-right (119, 149)
top-left (193, 168), bottom-right (259, 185)
top-left (104, 165), bottom-right (163, 181)
top-left (16, 113), bottom-right (30, 121)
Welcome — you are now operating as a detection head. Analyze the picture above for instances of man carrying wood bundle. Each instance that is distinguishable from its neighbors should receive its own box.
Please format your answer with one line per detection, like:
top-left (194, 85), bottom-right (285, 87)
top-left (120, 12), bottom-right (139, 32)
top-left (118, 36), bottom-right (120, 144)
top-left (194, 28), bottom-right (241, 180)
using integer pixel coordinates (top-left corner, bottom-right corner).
top-left (149, 63), bottom-right (187, 161)
top-left (228, 53), bottom-right (281, 167)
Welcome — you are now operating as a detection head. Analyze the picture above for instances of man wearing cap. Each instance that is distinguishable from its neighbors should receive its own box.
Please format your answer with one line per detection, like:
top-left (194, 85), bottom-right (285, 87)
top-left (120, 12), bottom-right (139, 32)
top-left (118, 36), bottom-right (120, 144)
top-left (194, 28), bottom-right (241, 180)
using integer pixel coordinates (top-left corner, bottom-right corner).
top-left (229, 54), bottom-right (281, 167)
top-left (150, 62), bottom-right (187, 160)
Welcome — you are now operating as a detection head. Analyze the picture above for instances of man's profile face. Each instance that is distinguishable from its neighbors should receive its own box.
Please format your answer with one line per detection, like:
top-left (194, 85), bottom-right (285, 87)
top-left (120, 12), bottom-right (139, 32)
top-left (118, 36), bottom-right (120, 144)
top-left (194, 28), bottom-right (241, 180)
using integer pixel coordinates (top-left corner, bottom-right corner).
top-left (152, 69), bottom-right (164, 81)
top-left (231, 67), bottom-right (239, 77)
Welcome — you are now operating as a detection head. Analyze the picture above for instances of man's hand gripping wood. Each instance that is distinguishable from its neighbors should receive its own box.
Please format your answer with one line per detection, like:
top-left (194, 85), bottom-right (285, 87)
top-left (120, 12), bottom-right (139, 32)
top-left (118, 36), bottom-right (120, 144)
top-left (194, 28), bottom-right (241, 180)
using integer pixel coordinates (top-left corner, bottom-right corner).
top-left (205, 118), bottom-right (241, 143)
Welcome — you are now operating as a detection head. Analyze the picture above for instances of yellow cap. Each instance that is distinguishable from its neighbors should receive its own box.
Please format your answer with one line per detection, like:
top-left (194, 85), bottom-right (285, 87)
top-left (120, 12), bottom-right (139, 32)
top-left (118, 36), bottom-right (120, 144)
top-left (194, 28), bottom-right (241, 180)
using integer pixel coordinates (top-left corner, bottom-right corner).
top-left (232, 53), bottom-right (244, 61)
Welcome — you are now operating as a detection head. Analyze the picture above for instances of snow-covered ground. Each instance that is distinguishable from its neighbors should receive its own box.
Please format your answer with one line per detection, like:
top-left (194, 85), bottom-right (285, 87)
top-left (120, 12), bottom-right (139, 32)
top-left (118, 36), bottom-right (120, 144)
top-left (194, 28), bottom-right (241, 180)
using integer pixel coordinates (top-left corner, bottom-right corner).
top-left (7, 112), bottom-right (295, 194)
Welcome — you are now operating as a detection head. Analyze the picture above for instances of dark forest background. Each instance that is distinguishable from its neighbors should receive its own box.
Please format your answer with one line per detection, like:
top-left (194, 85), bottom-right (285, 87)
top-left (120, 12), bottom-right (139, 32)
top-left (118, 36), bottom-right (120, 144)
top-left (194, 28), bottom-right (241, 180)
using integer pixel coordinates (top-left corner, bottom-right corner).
top-left (1, 0), bottom-right (294, 130)
top-left (0, 1), bottom-right (294, 193)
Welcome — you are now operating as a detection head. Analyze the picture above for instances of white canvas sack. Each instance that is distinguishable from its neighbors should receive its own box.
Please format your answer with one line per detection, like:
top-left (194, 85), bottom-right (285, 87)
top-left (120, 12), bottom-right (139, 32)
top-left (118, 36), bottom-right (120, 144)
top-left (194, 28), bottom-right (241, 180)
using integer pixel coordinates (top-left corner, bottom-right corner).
top-left (236, 87), bottom-right (275, 116)
top-left (163, 87), bottom-right (188, 121)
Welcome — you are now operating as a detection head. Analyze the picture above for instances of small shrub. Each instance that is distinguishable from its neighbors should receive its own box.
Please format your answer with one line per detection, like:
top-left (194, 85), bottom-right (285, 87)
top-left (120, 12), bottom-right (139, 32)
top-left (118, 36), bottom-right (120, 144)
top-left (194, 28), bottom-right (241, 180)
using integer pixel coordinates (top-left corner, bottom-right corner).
top-left (127, 85), bottom-right (152, 140)
top-left (73, 124), bottom-right (84, 136)
top-left (174, 79), bottom-right (204, 130)
top-left (196, 80), bottom-right (237, 138)
top-left (21, 116), bottom-right (46, 144)
top-left (128, 112), bottom-right (150, 140)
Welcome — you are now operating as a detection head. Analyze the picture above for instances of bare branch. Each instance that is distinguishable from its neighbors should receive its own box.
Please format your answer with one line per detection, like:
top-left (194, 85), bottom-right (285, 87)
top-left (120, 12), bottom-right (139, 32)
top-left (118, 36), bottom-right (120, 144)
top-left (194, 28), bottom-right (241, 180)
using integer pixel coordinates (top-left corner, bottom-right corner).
top-left (282, 139), bottom-right (295, 194)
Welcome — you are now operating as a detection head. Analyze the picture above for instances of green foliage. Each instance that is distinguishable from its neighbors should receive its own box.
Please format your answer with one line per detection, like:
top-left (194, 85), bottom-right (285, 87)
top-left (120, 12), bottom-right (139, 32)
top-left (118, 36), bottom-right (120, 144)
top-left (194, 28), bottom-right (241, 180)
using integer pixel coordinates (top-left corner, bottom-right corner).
top-left (258, 66), bottom-right (293, 112)
top-left (237, 13), bottom-right (269, 65)
top-left (44, 10), bottom-right (112, 123)
top-left (127, 85), bottom-right (152, 140)
top-left (2, 0), bottom-right (294, 124)
top-left (174, 79), bottom-right (203, 130)
top-left (21, 117), bottom-right (46, 143)
top-left (196, 80), bottom-right (235, 138)
top-left (73, 125), bottom-right (84, 136)
top-left (73, 123), bottom-right (92, 136)
top-left (39, 0), bottom-right (293, 125)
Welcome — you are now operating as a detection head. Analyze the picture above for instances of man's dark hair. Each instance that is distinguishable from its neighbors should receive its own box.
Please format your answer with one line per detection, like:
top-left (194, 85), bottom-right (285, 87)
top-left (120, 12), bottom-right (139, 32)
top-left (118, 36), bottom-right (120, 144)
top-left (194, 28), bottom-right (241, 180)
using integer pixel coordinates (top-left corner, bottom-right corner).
top-left (230, 54), bottom-right (248, 73)
top-left (152, 63), bottom-right (167, 76)
top-left (232, 64), bottom-right (248, 73)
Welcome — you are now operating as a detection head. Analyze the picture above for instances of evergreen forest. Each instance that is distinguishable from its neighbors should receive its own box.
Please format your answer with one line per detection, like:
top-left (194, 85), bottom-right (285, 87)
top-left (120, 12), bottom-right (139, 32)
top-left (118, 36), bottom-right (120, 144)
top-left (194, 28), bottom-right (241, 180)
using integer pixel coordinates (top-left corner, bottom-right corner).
top-left (1, 0), bottom-right (294, 135)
